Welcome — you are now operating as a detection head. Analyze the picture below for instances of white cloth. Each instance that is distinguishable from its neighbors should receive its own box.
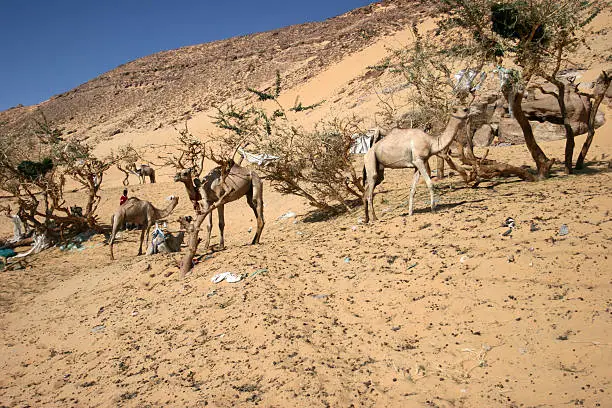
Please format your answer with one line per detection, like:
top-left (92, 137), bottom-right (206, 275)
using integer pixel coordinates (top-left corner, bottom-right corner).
top-left (238, 148), bottom-right (279, 166)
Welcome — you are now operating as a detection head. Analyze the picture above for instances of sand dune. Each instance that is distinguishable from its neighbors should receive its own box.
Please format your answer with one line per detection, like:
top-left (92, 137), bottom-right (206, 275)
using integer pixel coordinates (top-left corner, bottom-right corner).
top-left (1, 11), bottom-right (612, 408)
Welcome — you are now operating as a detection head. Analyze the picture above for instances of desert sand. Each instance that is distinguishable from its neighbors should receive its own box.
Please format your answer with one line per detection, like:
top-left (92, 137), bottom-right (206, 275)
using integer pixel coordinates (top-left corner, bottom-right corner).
top-left (1, 10), bottom-right (611, 408)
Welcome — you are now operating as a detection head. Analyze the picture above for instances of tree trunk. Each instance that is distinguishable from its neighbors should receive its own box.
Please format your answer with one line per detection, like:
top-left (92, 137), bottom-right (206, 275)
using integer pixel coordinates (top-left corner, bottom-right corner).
top-left (576, 71), bottom-right (611, 169)
top-left (180, 200), bottom-right (223, 278)
top-left (547, 79), bottom-right (575, 174)
top-left (512, 90), bottom-right (554, 179)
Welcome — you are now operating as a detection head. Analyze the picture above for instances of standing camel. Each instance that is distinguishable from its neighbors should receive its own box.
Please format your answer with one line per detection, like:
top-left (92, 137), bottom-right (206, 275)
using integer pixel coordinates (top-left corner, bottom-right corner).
top-left (174, 162), bottom-right (264, 250)
top-left (109, 195), bottom-right (179, 260)
top-left (363, 107), bottom-right (470, 223)
top-left (127, 163), bottom-right (156, 184)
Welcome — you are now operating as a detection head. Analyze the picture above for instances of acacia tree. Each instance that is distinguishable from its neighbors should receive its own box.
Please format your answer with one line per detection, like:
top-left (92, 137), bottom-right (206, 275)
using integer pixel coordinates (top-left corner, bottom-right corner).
top-left (438, 0), bottom-right (606, 178)
top-left (210, 73), bottom-right (364, 211)
top-left (374, 24), bottom-right (535, 184)
top-left (0, 116), bottom-right (115, 250)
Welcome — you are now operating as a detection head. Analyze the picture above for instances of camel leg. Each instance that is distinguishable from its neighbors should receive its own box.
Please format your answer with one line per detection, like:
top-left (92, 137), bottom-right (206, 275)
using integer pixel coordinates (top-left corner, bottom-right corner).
top-left (203, 208), bottom-right (213, 251)
top-left (251, 180), bottom-right (265, 244)
top-left (408, 168), bottom-right (420, 216)
top-left (364, 179), bottom-right (377, 223)
top-left (362, 151), bottom-right (381, 223)
top-left (109, 215), bottom-right (120, 260)
top-left (414, 160), bottom-right (436, 212)
top-left (217, 205), bottom-right (225, 250)
top-left (138, 227), bottom-right (147, 255)
top-left (362, 186), bottom-right (370, 224)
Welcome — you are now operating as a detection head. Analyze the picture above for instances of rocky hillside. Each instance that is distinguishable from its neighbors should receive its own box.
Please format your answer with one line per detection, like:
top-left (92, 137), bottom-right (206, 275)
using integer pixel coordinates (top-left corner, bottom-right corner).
top-left (0, 0), bottom-right (433, 143)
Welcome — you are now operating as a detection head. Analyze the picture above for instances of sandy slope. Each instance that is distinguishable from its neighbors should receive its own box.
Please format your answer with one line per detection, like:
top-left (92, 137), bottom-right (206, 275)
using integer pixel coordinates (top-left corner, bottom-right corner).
top-left (1, 13), bottom-right (612, 408)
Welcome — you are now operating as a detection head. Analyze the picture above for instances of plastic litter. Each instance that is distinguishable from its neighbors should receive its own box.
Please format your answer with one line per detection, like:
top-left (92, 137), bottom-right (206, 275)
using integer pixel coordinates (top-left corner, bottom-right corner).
top-left (343, 256), bottom-right (351, 263)
top-left (250, 268), bottom-right (268, 277)
top-left (91, 325), bottom-right (105, 333)
top-left (558, 224), bottom-right (569, 236)
top-left (211, 272), bottom-right (242, 284)
top-left (278, 211), bottom-right (296, 220)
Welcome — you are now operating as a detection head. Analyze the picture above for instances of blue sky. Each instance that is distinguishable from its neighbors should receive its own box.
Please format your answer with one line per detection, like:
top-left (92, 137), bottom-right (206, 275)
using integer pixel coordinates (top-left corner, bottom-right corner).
top-left (0, 0), bottom-right (374, 111)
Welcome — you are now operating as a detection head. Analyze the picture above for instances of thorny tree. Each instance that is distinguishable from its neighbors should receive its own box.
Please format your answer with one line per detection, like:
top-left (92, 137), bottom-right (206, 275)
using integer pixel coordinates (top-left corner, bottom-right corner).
top-left (211, 72), bottom-right (364, 211)
top-left (0, 116), bottom-right (115, 251)
top-left (374, 24), bottom-right (535, 184)
top-left (438, 0), bottom-right (607, 178)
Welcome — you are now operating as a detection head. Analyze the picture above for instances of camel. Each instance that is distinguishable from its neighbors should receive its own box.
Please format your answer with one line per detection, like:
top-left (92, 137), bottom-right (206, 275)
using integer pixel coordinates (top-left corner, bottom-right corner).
top-left (174, 162), bottom-right (264, 250)
top-left (109, 195), bottom-right (179, 260)
top-left (127, 163), bottom-right (156, 184)
top-left (362, 107), bottom-right (470, 223)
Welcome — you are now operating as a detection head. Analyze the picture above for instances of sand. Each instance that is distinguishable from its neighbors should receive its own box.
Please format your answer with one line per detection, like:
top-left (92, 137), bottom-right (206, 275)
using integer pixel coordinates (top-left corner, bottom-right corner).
top-left (1, 13), bottom-right (611, 408)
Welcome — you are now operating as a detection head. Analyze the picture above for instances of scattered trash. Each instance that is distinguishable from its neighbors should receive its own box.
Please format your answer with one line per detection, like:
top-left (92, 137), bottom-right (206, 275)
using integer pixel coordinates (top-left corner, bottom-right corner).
top-left (248, 227), bottom-right (252, 233)
top-left (460, 256), bottom-right (469, 264)
top-left (312, 294), bottom-right (329, 299)
top-left (131, 311), bottom-right (138, 317)
top-left (507, 254), bottom-right (515, 263)
top-left (530, 221), bottom-right (539, 232)
top-left (0, 248), bottom-right (17, 258)
top-left (351, 225), bottom-right (357, 231)
top-left (558, 224), bottom-right (569, 236)
top-left (343, 256), bottom-right (351, 263)
top-left (206, 290), bottom-right (217, 298)
top-left (91, 325), bottom-right (105, 333)
top-left (502, 217), bottom-right (515, 228)
top-left (249, 268), bottom-right (268, 278)
top-left (225, 273), bottom-right (242, 283)
top-left (391, 326), bottom-right (401, 331)
top-left (357, 218), bottom-right (364, 225)
top-left (296, 231), bottom-right (303, 236)
top-left (278, 211), bottom-right (297, 220)
top-left (406, 262), bottom-right (418, 270)
top-left (211, 272), bottom-right (242, 284)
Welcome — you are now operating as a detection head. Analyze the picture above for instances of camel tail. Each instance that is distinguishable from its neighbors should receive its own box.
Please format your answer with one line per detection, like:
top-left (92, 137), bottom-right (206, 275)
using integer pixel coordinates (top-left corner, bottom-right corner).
top-left (150, 171), bottom-right (156, 183)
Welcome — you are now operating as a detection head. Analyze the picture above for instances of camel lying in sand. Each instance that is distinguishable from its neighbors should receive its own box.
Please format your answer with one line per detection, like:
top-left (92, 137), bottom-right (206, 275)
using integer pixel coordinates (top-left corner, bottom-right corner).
top-left (109, 195), bottom-right (179, 260)
top-left (362, 107), bottom-right (470, 223)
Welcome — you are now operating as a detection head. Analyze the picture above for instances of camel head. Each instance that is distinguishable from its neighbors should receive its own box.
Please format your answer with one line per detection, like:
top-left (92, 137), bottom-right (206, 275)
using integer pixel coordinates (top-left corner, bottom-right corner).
top-left (451, 106), bottom-right (470, 120)
top-left (173, 168), bottom-right (193, 183)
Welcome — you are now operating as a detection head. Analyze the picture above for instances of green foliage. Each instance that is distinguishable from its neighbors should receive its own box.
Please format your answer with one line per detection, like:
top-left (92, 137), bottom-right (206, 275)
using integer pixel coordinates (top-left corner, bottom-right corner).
top-left (290, 100), bottom-right (326, 112)
top-left (17, 158), bottom-right (53, 180)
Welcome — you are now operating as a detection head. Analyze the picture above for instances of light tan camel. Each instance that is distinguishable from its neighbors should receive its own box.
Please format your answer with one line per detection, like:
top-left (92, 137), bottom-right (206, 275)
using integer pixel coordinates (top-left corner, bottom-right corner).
top-left (109, 195), bottom-right (179, 260)
top-left (362, 107), bottom-right (470, 223)
top-left (174, 163), bottom-right (264, 250)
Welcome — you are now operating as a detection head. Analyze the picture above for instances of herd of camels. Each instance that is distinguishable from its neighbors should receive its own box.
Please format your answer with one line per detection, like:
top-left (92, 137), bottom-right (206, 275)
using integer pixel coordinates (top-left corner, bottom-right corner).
top-left (108, 108), bottom-right (470, 260)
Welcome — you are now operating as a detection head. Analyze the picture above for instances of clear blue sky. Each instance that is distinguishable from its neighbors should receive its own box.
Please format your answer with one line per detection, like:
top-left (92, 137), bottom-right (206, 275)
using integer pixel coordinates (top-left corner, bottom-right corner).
top-left (0, 0), bottom-right (374, 111)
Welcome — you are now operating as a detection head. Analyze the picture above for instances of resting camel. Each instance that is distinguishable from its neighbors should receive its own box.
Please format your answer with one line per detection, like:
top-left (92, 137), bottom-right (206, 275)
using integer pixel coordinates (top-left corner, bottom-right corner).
top-left (174, 162), bottom-right (264, 250)
top-left (109, 195), bottom-right (179, 260)
top-left (363, 107), bottom-right (470, 223)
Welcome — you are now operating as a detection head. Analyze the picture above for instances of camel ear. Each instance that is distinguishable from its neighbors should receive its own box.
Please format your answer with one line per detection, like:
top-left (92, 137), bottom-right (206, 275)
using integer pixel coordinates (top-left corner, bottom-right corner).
top-left (167, 195), bottom-right (175, 201)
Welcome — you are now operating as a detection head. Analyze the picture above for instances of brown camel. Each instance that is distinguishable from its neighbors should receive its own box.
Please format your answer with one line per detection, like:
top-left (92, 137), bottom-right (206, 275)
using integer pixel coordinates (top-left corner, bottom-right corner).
top-left (109, 195), bottom-right (179, 260)
top-left (362, 107), bottom-right (470, 223)
top-left (127, 163), bottom-right (156, 184)
top-left (174, 163), bottom-right (264, 250)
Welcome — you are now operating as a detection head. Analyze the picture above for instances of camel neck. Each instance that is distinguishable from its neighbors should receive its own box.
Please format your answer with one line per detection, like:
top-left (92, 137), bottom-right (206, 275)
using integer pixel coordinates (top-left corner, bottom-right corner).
top-left (431, 116), bottom-right (464, 155)
top-left (155, 201), bottom-right (177, 219)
